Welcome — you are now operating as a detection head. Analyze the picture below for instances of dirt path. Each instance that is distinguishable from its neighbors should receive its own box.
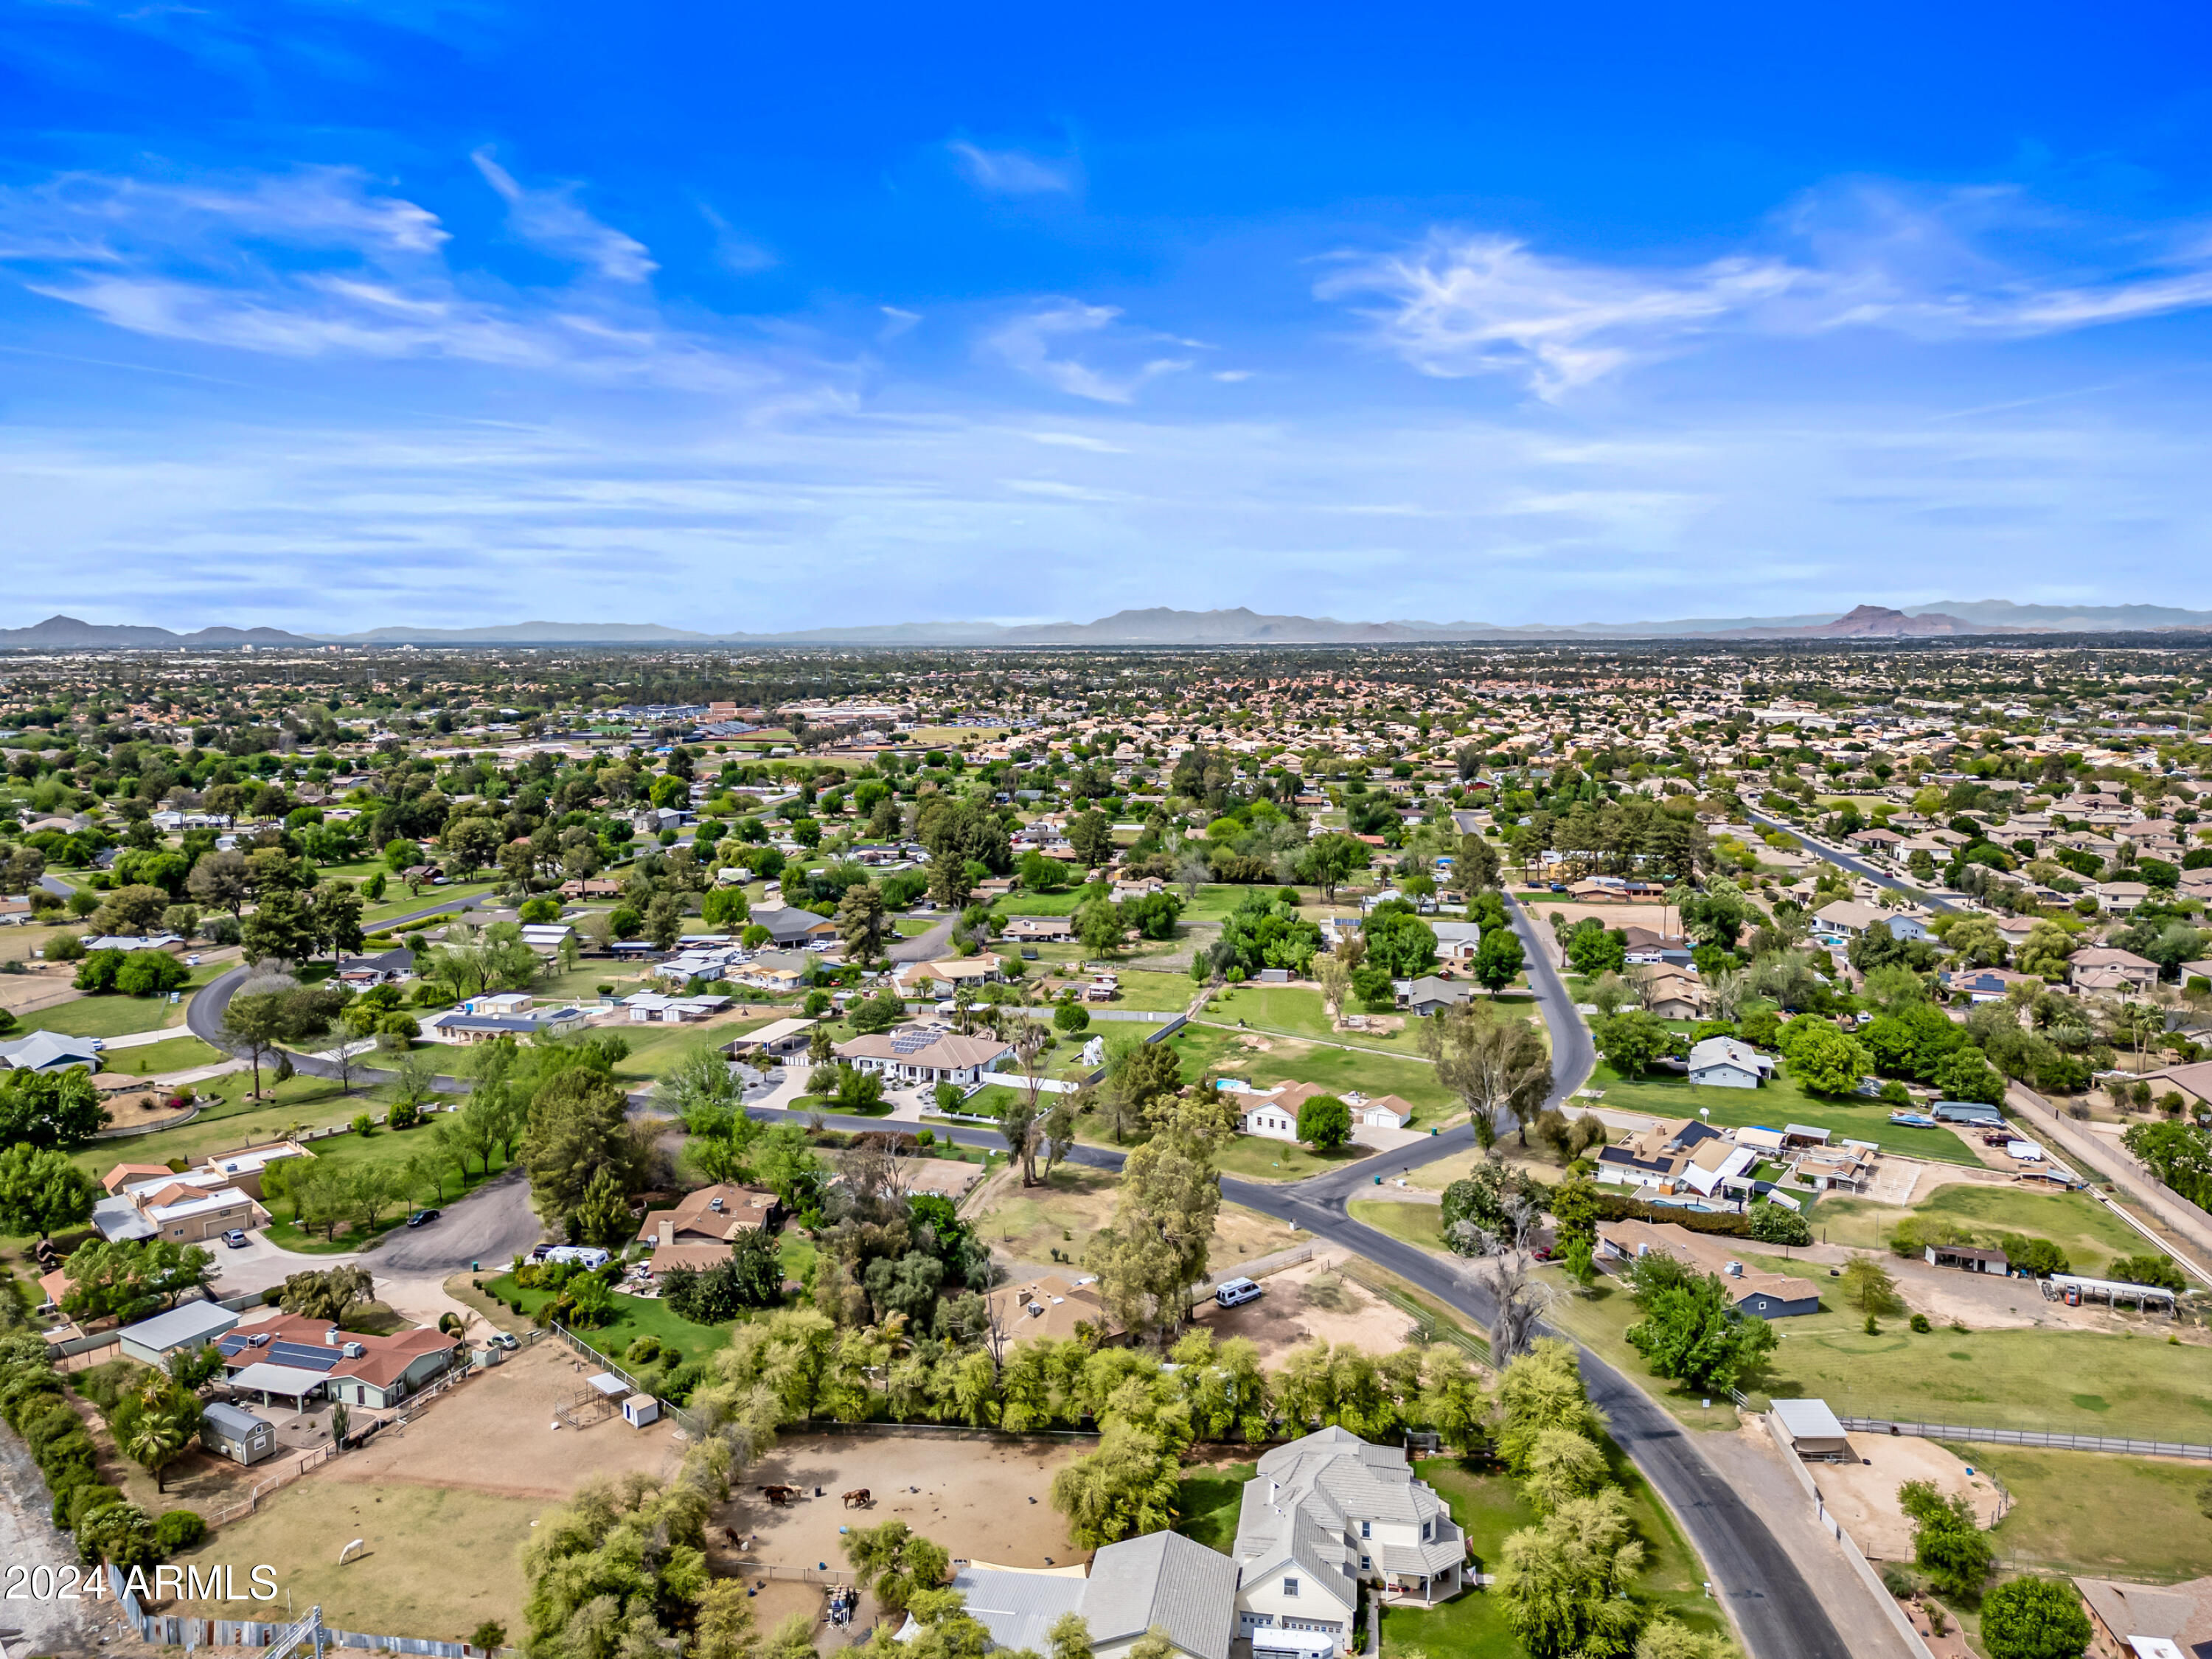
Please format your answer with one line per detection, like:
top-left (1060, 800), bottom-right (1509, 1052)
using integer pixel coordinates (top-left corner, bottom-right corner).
top-left (0, 1428), bottom-right (103, 1653)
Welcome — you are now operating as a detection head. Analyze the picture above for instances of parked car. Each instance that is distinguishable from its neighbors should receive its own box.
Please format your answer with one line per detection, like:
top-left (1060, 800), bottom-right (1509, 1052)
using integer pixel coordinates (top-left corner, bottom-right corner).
top-left (88, 1038), bottom-right (105, 1053)
top-left (221, 1229), bottom-right (248, 1248)
top-left (488, 1332), bottom-right (520, 1352)
top-left (406, 1208), bottom-right (441, 1228)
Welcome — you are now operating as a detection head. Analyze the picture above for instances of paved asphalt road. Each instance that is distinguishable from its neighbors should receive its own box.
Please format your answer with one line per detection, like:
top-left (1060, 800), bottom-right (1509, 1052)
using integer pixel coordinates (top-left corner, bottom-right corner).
top-left (889, 913), bottom-right (959, 962)
top-left (1745, 808), bottom-right (1960, 915)
top-left (371, 1166), bottom-right (542, 1273)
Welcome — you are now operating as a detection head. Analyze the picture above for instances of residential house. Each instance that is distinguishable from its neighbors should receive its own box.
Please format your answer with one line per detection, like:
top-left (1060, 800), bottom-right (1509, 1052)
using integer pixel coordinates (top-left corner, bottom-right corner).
top-left (1940, 967), bottom-right (2042, 1004)
top-left (1004, 914), bottom-right (1075, 942)
top-left (1686, 1035), bottom-right (1774, 1089)
top-left (1794, 1142), bottom-right (1877, 1194)
top-left (1343, 1092), bottom-right (1414, 1130)
top-left (1811, 901), bottom-right (1933, 945)
top-left (1231, 1081), bottom-right (1330, 1141)
top-left (560, 877), bottom-right (624, 900)
top-left (1632, 964), bottom-right (1706, 1020)
top-left (2071, 1573), bottom-right (2212, 1659)
top-left (834, 1025), bottom-right (1013, 1086)
top-left (748, 904), bottom-right (838, 948)
top-left (95, 1164), bottom-right (271, 1244)
top-left (893, 954), bottom-right (1007, 1000)
top-left (0, 1031), bottom-right (103, 1074)
top-left (1593, 1117), bottom-right (1755, 1199)
top-left (1619, 927), bottom-right (1694, 967)
top-left (1595, 1220), bottom-right (1819, 1318)
top-left (2070, 947), bottom-right (2160, 997)
top-left (983, 1273), bottom-right (1115, 1348)
top-left (423, 1004), bottom-right (588, 1044)
top-left (1394, 976), bottom-right (1479, 1018)
top-left (2093, 881), bottom-right (2151, 915)
top-left (217, 1315), bottom-right (463, 1411)
top-left (636, 1183), bottom-right (784, 1275)
top-left (1234, 1427), bottom-right (1468, 1626)
top-left (1430, 920), bottom-right (1483, 964)
top-left (903, 1531), bottom-right (1231, 1659)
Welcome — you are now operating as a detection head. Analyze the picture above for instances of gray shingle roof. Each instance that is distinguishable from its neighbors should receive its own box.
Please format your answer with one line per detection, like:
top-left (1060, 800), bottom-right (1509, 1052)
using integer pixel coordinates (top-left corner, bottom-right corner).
top-left (1080, 1531), bottom-right (1239, 1659)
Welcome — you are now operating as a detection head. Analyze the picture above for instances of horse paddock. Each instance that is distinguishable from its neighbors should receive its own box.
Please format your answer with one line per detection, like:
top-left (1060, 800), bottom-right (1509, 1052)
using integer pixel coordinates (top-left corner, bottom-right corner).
top-left (718, 1430), bottom-right (1085, 1572)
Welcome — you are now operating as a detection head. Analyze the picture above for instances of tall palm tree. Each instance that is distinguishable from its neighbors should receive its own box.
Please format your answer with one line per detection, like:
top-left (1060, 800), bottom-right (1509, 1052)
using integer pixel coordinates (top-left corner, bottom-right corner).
top-left (124, 1408), bottom-right (188, 1495)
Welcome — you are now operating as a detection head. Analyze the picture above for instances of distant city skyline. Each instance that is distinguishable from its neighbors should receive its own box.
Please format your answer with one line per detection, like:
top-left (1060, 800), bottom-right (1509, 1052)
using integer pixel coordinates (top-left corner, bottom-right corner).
top-left (4, 2), bottom-right (2211, 629)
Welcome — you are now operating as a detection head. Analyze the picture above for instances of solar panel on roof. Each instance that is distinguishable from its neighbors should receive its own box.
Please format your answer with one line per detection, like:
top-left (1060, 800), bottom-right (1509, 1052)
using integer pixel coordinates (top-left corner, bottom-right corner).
top-left (265, 1342), bottom-right (339, 1371)
top-left (890, 1031), bottom-right (934, 1053)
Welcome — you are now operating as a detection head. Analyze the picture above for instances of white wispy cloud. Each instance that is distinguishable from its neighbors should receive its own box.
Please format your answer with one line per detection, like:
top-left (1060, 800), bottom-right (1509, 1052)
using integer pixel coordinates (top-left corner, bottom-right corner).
top-left (0, 159), bottom-right (813, 396)
top-left (947, 140), bottom-right (1078, 196)
top-left (984, 301), bottom-right (1191, 403)
top-left (698, 203), bottom-right (776, 274)
top-left (1324, 184), bottom-right (2212, 397)
top-left (470, 148), bottom-right (655, 282)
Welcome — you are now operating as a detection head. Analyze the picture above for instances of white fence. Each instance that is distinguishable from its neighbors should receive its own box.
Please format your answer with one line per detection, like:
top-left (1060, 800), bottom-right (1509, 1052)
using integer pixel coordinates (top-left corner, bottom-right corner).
top-left (1764, 1413), bottom-right (1938, 1659)
top-left (1837, 1415), bottom-right (2212, 1462)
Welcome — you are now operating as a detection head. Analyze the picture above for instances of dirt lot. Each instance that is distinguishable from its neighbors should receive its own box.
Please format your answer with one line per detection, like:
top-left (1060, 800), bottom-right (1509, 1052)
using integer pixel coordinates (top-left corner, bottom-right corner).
top-left (970, 1164), bottom-right (1303, 1276)
top-left (328, 1341), bottom-right (688, 1500)
top-left (723, 1431), bottom-right (1082, 1569)
top-left (1188, 1256), bottom-right (1422, 1363)
top-left (1806, 1432), bottom-right (2004, 1561)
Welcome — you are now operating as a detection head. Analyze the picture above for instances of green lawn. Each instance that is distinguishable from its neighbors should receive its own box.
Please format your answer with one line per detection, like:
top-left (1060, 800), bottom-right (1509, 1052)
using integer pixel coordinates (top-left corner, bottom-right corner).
top-left (1814, 1184), bottom-right (2156, 1278)
top-left (1540, 1262), bottom-right (2212, 1441)
top-left (1173, 1461), bottom-right (1256, 1553)
top-left (1214, 1138), bottom-right (1375, 1182)
top-left (362, 881), bottom-right (500, 928)
top-left (1947, 1443), bottom-right (2212, 1583)
top-left (15, 992), bottom-right (189, 1038)
top-left (1166, 1022), bottom-right (1460, 1127)
top-left (484, 1265), bottom-right (772, 1368)
top-left (1580, 1062), bottom-right (1982, 1165)
top-left (100, 1034), bottom-right (226, 1076)
top-left (1349, 1199), bottom-right (1450, 1253)
top-left (63, 1071), bottom-right (390, 1183)
top-left (1377, 1455), bottom-right (1730, 1658)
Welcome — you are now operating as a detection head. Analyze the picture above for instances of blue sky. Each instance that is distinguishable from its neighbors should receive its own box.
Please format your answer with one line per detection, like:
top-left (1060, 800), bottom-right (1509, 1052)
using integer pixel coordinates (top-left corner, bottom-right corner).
top-left (5, 1), bottom-right (2212, 631)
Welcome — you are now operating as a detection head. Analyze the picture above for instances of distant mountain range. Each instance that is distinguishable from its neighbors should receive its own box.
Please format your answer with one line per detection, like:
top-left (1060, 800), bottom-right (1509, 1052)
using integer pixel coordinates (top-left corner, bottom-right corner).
top-left (4, 599), bottom-right (2211, 651)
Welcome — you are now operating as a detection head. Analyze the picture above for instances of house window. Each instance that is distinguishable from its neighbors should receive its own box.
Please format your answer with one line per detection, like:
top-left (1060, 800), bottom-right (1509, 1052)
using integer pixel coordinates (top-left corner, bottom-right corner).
top-left (1282, 1578), bottom-right (1298, 1599)
top-left (1421, 1520), bottom-right (1432, 1541)
top-left (1360, 1520), bottom-right (1371, 1540)
top-left (1360, 1556), bottom-right (1371, 1572)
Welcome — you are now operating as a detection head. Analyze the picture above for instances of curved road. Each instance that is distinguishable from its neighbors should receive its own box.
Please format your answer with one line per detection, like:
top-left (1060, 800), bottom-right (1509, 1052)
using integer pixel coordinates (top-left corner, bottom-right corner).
top-left (180, 897), bottom-right (1843, 1658)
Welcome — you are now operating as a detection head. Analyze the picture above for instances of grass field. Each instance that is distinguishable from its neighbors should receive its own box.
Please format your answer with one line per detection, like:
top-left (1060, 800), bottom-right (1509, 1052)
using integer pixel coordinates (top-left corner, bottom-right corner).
top-left (363, 881), bottom-right (499, 928)
top-left (1944, 1443), bottom-right (2212, 1583)
top-left (1540, 1263), bottom-right (2212, 1440)
top-left (100, 1033), bottom-right (227, 1075)
top-left (1206, 984), bottom-right (1545, 1058)
top-left (1348, 1199), bottom-right (1450, 1254)
top-left (1166, 1021), bottom-right (1459, 1127)
top-left (1582, 1061), bottom-right (1982, 1165)
top-left (1815, 1184), bottom-right (2154, 1278)
top-left (167, 1481), bottom-right (537, 1643)
top-left (60, 1070), bottom-right (393, 1183)
top-left (15, 992), bottom-right (189, 1038)
top-left (1214, 1138), bottom-right (1375, 1182)
top-left (1173, 1461), bottom-right (1256, 1552)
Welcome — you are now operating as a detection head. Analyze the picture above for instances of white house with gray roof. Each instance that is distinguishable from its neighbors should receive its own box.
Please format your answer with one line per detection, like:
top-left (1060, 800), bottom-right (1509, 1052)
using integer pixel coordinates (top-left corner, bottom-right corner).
top-left (1233, 1427), bottom-right (1465, 1641)
top-left (899, 1531), bottom-right (1235, 1659)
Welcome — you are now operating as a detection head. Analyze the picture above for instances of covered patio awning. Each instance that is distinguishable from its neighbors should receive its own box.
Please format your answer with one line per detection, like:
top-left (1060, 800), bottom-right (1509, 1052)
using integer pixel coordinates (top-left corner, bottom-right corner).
top-left (227, 1362), bottom-right (330, 1401)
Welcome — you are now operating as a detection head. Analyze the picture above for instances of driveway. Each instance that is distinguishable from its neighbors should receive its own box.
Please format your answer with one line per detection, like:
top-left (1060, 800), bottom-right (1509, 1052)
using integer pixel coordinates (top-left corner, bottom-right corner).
top-left (889, 914), bottom-right (958, 962)
top-left (372, 1167), bottom-right (543, 1273)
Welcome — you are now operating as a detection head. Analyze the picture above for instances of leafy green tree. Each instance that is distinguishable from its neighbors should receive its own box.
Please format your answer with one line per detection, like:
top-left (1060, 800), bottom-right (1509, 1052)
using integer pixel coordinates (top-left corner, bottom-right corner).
top-left (1593, 1009), bottom-right (1674, 1080)
top-left (1495, 1488), bottom-right (1645, 1659)
top-left (1068, 810), bottom-right (1115, 870)
top-left (1839, 1256), bottom-right (1904, 1317)
top-left (1781, 1019), bottom-right (1872, 1096)
top-left (0, 1067), bottom-right (108, 1149)
top-left (0, 1144), bottom-right (100, 1240)
top-left (1473, 925), bottom-right (1527, 994)
top-left (1748, 1204), bottom-right (1812, 1247)
top-left (60, 1238), bottom-right (214, 1322)
top-left (278, 1265), bottom-right (375, 1323)
top-left (1978, 1575), bottom-right (2093, 1659)
top-left (835, 882), bottom-right (888, 961)
top-left (1624, 1267), bottom-right (1778, 1393)
top-left (1296, 1093), bottom-right (1352, 1152)
top-left (1899, 1479), bottom-right (1994, 1598)
top-left (840, 1519), bottom-right (951, 1616)
top-left (1050, 1419), bottom-right (1180, 1548)
top-left (522, 1067), bottom-right (644, 1230)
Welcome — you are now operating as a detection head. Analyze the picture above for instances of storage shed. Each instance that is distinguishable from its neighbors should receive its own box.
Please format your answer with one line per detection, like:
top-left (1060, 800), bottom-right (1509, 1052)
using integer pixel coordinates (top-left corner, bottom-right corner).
top-left (201, 1401), bottom-right (278, 1466)
top-left (622, 1394), bottom-right (660, 1429)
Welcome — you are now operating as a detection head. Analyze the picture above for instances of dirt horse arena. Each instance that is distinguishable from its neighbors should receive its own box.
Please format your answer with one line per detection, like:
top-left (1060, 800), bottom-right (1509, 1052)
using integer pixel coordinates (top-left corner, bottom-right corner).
top-left (723, 1430), bottom-right (1084, 1571)
top-left (329, 1340), bottom-right (691, 1499)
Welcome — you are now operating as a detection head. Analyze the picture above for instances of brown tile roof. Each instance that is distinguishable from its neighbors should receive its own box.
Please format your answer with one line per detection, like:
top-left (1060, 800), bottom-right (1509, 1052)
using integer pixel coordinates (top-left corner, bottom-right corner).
top-left (637, 1183), bottom-right (781, 1245)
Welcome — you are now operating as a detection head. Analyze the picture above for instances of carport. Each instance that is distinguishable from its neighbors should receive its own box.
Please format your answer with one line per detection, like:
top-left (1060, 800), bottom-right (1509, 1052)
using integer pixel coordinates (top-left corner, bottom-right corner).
top-left (1770, 1397), bottom-right (1852, 1462)
top-left (227, 1361), bottom-right (329, 1410)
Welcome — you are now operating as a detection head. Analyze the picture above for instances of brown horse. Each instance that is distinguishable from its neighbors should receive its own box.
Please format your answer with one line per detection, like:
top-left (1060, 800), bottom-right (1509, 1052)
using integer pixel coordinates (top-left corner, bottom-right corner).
top-left (841, 1489), bottom-right (870, 1508)
top-left (759, 1484), bottom-right (800, 1506)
